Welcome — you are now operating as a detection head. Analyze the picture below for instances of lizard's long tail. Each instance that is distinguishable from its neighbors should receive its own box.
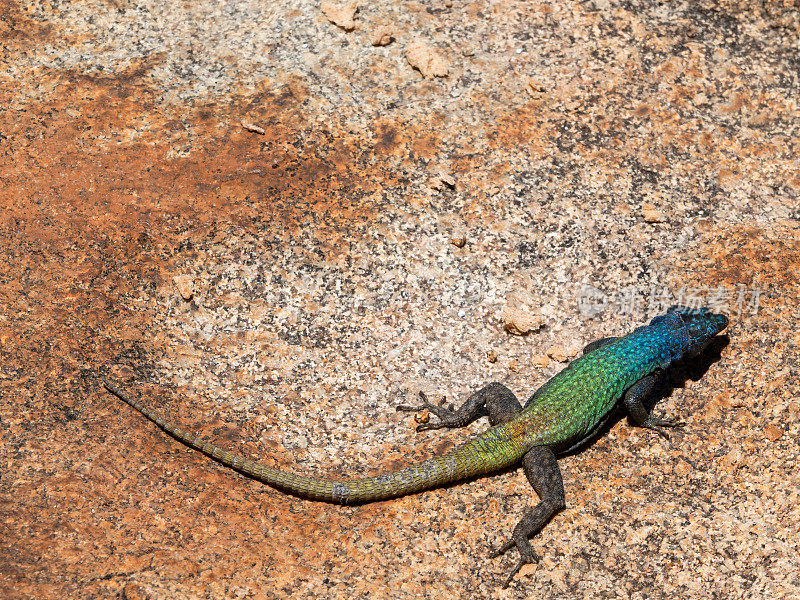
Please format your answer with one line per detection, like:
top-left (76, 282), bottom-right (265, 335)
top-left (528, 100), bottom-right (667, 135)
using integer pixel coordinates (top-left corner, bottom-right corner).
top-left (103, 380), bottom-right (529, 504)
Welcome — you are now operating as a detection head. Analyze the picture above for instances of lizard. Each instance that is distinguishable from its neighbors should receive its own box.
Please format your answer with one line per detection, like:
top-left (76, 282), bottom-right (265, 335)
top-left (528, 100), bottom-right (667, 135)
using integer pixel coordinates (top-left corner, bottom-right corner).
top-left (102, 305), bottom-right (728, 587)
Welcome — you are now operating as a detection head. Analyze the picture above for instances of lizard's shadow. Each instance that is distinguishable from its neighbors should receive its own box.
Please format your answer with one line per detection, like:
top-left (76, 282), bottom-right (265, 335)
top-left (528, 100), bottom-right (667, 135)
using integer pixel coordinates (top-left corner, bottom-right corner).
top-left (558, 333), bottom-right (730, 458)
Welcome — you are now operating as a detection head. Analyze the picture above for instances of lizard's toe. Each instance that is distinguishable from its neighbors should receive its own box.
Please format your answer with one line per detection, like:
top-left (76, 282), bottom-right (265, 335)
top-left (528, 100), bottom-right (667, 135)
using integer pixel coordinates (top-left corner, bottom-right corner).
top-left (500, 550), bottom-right (540, 588)
top-left (415, 422), bottom-right (445, 432)
top-left (488, 539), bottom-right (514, 559)
top-left (492, 533), bottom-right (541, 587)
top-left (656, 416), bottom-right (686, 428)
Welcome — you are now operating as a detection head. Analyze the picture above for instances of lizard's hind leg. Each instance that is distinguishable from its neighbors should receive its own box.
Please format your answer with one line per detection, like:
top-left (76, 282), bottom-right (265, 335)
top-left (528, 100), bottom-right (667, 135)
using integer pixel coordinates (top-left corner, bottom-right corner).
top-left (490, 445), bottom-right (565, 588)
top-left (397, 382), bottom-right (523, 431)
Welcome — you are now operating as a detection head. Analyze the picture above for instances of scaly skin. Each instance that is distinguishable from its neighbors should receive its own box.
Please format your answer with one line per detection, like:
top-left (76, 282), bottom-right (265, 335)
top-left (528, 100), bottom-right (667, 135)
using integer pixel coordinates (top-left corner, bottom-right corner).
top-left (102, 378), bottom-right (530, 503)
top-left (103, 306), bottom-right (728, 586)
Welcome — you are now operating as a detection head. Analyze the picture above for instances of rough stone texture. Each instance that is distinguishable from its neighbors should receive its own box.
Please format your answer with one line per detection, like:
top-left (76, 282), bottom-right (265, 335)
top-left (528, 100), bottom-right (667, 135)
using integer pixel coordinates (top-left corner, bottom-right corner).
top-left (2, 0), bottom-right (799, 598)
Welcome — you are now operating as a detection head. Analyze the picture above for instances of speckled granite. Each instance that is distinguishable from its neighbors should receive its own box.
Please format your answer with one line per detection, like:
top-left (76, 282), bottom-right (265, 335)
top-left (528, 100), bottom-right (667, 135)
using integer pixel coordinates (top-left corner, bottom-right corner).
top-left (1, 0), bottom-right (799, 598)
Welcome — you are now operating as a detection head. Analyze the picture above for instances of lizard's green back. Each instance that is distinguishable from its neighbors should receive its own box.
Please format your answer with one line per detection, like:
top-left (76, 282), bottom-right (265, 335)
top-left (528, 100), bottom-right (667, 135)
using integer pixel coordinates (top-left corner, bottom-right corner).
top-left (514, 324), bottom-right (678, 451)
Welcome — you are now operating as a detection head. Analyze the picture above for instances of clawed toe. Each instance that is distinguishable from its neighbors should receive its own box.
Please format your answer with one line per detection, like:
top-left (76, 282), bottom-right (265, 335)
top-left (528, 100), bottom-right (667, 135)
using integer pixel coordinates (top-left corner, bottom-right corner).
top-left (415, 422), bottom-right (443, 432)
top-left (496, 548), bottom-right (540, 588)
top-left (645, 416), bottom-right (686, 439)
top-left (397, 391), bottom-right (442, 413)
top-left (418, 390), bottom-right (436, 407)
top-left (502, 559), bottom-right (524, 589)
top-left (399, 391), bottom-right (456, 423)
top-left (399, 391), bottom-right (457, 431)
top-left (490, 537), bottom-right (540, 587)
top-left (488, 540), bottom-right (514, 559)
top-left (648, 424), bottom-right (671, 439)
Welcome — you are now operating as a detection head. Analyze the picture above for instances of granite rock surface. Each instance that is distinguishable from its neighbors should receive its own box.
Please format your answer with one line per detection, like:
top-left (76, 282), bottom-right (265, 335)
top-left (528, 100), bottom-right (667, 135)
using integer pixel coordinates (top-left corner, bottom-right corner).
top-left (2, 1), bottom-right (799, 598)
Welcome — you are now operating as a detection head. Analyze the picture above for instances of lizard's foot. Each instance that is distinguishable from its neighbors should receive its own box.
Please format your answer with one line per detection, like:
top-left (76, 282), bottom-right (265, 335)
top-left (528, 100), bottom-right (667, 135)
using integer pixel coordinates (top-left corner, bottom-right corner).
top-left (642, 414), bottom-right (686, 439)
top-left (397, 391), bottom-right (458, 431)
top-left (490, 537), bottom-right (540, 588)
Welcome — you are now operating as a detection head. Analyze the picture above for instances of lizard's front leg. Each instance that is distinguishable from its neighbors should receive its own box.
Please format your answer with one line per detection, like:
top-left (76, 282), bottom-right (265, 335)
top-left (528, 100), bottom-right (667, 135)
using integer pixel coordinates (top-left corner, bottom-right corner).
top-left (397, 382), bottom-right (522, 431)
top-left (490, 445), bottom-right (565, 588)
top-left (623, 373), bottom-right (685, 438)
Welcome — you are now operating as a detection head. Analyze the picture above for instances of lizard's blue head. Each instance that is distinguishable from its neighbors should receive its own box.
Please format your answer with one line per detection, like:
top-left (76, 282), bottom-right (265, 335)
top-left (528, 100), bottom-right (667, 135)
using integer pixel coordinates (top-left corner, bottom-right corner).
top-left (666, 305), bottom-right (729, 357)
